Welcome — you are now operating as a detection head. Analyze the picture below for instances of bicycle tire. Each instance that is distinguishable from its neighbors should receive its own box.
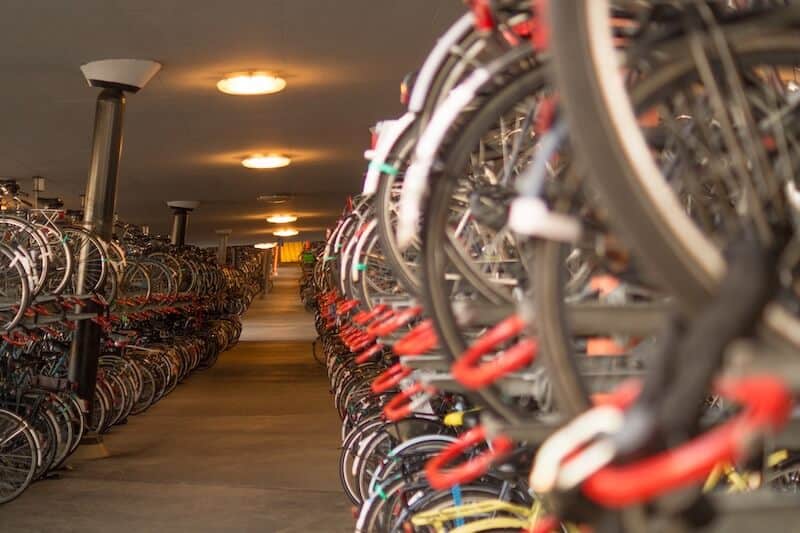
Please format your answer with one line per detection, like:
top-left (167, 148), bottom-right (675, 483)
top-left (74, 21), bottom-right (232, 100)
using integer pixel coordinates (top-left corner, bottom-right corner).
top-left (421, 58), bottom-right (548, 424)
top-left (549, 1), bottom-right (800, 316)
top-left (0, 409), bottom-right (37, 504)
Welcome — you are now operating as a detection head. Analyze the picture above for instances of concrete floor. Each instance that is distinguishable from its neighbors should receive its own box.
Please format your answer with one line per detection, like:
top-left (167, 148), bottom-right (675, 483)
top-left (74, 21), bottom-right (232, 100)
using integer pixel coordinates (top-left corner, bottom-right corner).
top-left (2, 266), bottom-right (351, 532)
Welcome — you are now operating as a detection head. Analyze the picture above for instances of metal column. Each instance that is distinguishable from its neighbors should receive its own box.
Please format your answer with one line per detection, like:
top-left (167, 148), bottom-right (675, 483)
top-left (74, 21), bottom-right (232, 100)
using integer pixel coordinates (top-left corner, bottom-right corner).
top-left (68, 88), bottom-right (125, 408)
top-left (216, 229), bottom-right (231, 265)
top-left (170, 209), bottom-right (188, 246)
top-left (260, 250), bottom-right (270, 299)
top-left (167, 201), bottom-right (198, 247)
top-left (32, 176), bottom-right (45, 209)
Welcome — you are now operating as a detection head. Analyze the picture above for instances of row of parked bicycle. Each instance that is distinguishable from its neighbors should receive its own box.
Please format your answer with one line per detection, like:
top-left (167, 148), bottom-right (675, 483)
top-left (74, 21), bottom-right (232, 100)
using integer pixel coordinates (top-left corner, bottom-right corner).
top-left (309, 1), bottom-right (800, 532)
top-left (0, 187), bottom-right (262, 505)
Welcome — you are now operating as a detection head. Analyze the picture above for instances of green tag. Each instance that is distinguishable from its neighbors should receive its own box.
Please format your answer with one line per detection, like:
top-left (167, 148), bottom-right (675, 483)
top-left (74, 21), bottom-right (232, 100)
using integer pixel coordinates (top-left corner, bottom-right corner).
top-left (356, 263), bottom-right (367, 271)
top-left (368, 161), bottom-right (399, 176)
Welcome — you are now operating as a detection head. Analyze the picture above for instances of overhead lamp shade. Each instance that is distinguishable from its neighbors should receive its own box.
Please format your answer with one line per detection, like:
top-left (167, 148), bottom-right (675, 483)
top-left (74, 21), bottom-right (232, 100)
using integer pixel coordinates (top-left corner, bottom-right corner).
top-left (81, 59), bottom-right (162, 92)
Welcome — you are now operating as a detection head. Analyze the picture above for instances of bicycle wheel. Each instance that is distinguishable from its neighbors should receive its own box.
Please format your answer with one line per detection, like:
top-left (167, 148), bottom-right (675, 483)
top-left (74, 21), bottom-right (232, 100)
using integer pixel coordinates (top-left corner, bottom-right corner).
top-left (366, 434), bottom-right (458, 498)
top-left (339, 417), bottom-right (385, 505)
top-left (354, 417), bottom-right (448, 503)
top-left (0, 409), bottom-right (37, 504)
top-left (36, 224), bottom-right (72, 295)
top-left (63, 226), bottom-right (108, 295)
top-left (87, 383), bottom-right (109, 434)
top-left (62, 393), bottom-right (85, 454)
top-left (119, 261), bottom-right (151, 309)
top-left (29, 403), bottom-right (59, 478)
top-left (0, 216), bottom-right (49, 296)
top-left (45, 394), bottom-right (74, 471)
top-left (374, 131), bottom-right (424, 294)
top-left (421, 56), bottom-right (549, 424)
top-left (147, 251), bottom-right (181, 296)
top-left (358, 481), bottom-right (505, 533)
top-left (352, 222), bottom-right (406, 308)
top-left (0, 242), bottom-right (31, 331)
top-left (549, 1), bottom-right (800, 321)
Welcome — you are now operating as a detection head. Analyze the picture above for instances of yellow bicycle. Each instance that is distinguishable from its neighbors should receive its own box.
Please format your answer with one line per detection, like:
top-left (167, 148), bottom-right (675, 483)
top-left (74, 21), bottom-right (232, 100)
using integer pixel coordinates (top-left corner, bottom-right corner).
top-left (409, 498), bottom-right (573, 533)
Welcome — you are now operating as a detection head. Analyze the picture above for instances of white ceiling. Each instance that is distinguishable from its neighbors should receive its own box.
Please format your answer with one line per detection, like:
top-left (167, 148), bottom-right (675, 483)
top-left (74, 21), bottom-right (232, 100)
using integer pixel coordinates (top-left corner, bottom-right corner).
top-left (0, 0), bottom-right (464, 244)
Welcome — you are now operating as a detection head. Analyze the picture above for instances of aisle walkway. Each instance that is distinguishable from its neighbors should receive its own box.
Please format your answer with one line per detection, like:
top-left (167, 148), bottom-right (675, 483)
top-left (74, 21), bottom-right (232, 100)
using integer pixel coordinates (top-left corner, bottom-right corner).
top-left (2, 266), bottom-right (350, 532)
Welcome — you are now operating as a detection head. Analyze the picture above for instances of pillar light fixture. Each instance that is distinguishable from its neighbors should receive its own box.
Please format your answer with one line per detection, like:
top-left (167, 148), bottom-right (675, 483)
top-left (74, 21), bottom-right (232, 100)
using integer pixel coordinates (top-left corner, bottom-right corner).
top-left (217, 72), bottom-right (286, 95)
top-left (266, 214), bottom-right (297, 224)
top-left (254, 242), bottom-right (277, 250)
top-left (273, 229), bottom-right (299, 237)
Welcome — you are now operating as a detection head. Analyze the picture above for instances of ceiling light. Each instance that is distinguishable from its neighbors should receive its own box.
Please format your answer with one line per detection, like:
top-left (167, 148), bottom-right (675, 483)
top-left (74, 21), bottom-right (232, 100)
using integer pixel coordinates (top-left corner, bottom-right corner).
top-left (254, 242), bottom-right (277, 250)
top-left (267, 214), bottom-right (298, 224)
top-left (217, 72), bottom-right (286, 95)
top-left (273, 229), bottom-right (299, 237)
top-left (242, 154), bottom-right (291, 169)
top-left (258, 194), bottom-right (293, 204)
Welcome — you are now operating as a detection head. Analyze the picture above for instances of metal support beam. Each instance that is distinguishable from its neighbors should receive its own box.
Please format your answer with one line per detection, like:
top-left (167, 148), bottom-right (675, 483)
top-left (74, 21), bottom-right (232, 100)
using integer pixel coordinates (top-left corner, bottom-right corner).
top-left (261, 250), bottom-right (270, 299)
top-left (68, 88), bottom-right (125, 408)
top-left (32, 176), bottom-right (45, 210)
top-left (216, 229), bottom-right (231, 265)
top-left (170, 209), bottom-right (188, 246)
top-left (167, 201), bottom-right (198, 247)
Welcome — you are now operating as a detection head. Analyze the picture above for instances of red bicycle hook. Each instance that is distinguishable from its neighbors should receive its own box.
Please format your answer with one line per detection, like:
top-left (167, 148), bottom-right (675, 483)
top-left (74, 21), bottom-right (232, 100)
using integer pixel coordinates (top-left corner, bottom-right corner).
top-left (393, 319), bottom-right (438, 356)
top-left (355, 343), bottom-right (384, 365)
top-left (580, 376), bottom-right (792, 508)
top-left (383, 382), bottom-right (435, 422)
top-left (371, 363), bottom-right (412, 394)
top-left (451, 315), bottom-right (536, 389)
top-left (369, 306), bottom-right (423, 337)
top-left (425, 426), bottom-right (514, 490)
